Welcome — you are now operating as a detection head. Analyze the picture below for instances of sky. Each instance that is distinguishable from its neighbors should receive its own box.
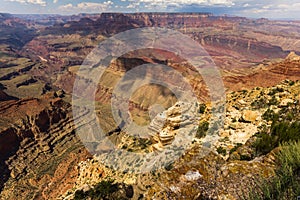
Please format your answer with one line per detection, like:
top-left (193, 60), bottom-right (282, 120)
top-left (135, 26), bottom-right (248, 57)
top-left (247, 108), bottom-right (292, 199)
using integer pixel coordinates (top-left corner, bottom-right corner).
top-left (1, 0), bottom-right (300, 19)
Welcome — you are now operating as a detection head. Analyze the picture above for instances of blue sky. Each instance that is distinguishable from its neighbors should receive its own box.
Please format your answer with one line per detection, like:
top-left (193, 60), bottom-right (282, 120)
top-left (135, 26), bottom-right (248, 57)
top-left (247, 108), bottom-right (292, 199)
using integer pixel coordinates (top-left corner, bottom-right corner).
top-left (1, 0), bottom-right (300, 19)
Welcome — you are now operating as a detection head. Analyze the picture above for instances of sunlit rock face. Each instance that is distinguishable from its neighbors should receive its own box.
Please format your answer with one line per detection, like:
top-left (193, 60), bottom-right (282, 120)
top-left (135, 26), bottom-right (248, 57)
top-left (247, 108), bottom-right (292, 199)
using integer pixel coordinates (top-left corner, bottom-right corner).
top-left (148, 101), bottom-right (200, 151)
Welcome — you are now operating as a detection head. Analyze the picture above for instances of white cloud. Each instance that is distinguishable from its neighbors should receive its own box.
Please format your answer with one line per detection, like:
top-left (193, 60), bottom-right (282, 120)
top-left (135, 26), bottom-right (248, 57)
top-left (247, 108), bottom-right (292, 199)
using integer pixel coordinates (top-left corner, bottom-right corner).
top-left (59, 1), bottom-right (114, 13)
top-left (210, 0), bottom-right (234, 5)
top-left (142, 0), bottom-right (234, 6)
top-left (54, 0), bottom-right (300, 19)
top-left (53, 0), bottom-right (58, 4)
top-left (235, 1), bottom-right (300, 19)
top-left (59, 3), bottom-right (73, 9)
top-left (6, 0), bottom-right (46, 6)
top-left (127, 0), bottom-right (234, 11)
top-left (127, 2), bottom-right (140, 9)
top-left (277, 3), bottom-right (300, 11)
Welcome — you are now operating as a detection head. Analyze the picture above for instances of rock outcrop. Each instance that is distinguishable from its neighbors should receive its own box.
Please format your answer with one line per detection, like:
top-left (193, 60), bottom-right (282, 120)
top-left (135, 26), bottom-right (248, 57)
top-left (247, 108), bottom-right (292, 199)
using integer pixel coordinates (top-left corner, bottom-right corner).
top-left (59, 79), bottom-right (300, 200)
top-left (148, 101), bottom-right (199, 151)
top-left (0, 93), bottom-right (90, 199)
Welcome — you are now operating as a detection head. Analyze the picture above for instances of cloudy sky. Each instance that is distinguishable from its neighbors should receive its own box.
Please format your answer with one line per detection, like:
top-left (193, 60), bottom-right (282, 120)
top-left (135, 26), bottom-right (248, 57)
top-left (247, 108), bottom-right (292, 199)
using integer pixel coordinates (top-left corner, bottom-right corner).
top-left (1, 0), bottom-right (300, 19)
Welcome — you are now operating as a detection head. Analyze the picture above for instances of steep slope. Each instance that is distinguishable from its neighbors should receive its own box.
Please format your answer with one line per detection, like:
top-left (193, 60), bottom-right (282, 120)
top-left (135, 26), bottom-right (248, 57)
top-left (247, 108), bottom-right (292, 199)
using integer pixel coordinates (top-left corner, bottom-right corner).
top-left (0, 93), bottom-right (91, 199)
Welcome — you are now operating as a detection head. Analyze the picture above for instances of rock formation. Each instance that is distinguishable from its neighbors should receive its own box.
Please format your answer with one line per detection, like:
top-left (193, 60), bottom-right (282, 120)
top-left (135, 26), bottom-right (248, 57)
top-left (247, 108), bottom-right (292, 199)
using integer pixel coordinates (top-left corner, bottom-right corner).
top-left (0, 93), bottom-right (91, 199)
top-left (148, 101), bottom-right (199, 151)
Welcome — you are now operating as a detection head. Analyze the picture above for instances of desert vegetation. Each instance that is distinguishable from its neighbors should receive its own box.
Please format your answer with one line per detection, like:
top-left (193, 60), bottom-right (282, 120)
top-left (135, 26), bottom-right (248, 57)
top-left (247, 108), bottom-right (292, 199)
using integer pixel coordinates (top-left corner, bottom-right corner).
top-left (249, 141), bottom-right (300, 200)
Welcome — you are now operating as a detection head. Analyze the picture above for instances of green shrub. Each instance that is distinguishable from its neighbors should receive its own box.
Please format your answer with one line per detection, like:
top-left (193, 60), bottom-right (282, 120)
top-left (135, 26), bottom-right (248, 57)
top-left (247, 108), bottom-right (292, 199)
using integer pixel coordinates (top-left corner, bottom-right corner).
top-left (74, 179), bottom-right (118, 200)
top-left (198, 104), bottom-right (206, 114)
top-left (93, 179), bottom-right (118, 196)
top-left (268, 87), bottom-right (284, 96)
top-left (229, 143), bottom-right (242, 154)
top-left (262, 109), bottom-right (279, 122)
top-left (196, 121), bottom-right (209, 138)
top-left (74, 190), bottom-right (86, 200)
top-left (268, 96), bottom-right (278, 106)
top-left (251, 97), bottom-right (268, 109)
top-left (289, 80), bottom-right (295, 86)
top-left (254, 120), bottom-right (300, 155)
top-left (217, 146), bottom-right (226, 156)
top-left (248, 141), bottom-right (300, 200)
top-left (254, 133), bottom-right (275, 155)
top-left (240, 154), bottom-right (252, 161)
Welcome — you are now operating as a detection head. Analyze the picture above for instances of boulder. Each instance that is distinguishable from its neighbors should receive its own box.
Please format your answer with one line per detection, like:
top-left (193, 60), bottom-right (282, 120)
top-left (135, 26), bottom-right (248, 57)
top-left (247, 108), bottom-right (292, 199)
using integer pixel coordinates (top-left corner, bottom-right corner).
top-left (241, 110), bottom-right (259, 123)
top-left (279, 98), bottom-right (293, 107)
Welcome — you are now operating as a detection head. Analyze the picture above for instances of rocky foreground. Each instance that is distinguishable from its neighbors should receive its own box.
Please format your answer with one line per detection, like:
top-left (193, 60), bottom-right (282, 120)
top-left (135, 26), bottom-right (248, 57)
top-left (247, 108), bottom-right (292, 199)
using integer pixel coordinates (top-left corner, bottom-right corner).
top-left (58, 78), bottom-right (300, 200)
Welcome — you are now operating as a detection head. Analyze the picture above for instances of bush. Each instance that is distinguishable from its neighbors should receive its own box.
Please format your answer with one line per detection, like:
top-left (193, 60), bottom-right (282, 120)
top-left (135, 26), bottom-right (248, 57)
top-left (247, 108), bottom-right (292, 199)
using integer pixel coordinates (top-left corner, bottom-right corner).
top-left (272, 121), bottom-right (300, 144)
top-left (217, 146), bottom-right (226, 156)
top-left (254, 133), bottom-right (275, 155)
top-left (74, 190), bottom-right (86, 200)
top-left (251, 97), bottom-right (268, 109)
top-left (255, 101), bottom-right (300, 156)
top-left (262, 109), bottom-right (279, 122)
top-left (268, 87), bottom-right (284, 96)
top-left (254, 120), bottom-right (300, 155)
top-left (229, 143), bottom-right (242, 154)
top-left (240, 154), bottom-right (252, 161)
top-left (196, 121), bottom-right (209, 138)
top-left (268, 96), bottom-right (278, 106)
top-left (289, 80), bottom-right (295, 86)
top-left (74, 179), bottom-right (118, 200)
top-left (92, 179), bottom-right (118, 197)
top-left (248, 141), bottom-right (300, 200)
top-left (198, 104), bottom-right (206, 114)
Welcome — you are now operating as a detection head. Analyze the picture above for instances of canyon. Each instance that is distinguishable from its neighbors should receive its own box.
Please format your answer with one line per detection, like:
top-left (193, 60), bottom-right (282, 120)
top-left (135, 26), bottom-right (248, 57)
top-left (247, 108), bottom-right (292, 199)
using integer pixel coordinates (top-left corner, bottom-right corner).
top-left (0, 12), bottom-right (300, 199)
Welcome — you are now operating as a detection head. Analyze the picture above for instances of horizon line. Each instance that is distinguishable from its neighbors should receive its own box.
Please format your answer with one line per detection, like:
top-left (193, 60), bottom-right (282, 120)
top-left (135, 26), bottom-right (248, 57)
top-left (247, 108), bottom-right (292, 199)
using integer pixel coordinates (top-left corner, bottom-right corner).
top-left (1, 12), bottom-right (300, 21)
